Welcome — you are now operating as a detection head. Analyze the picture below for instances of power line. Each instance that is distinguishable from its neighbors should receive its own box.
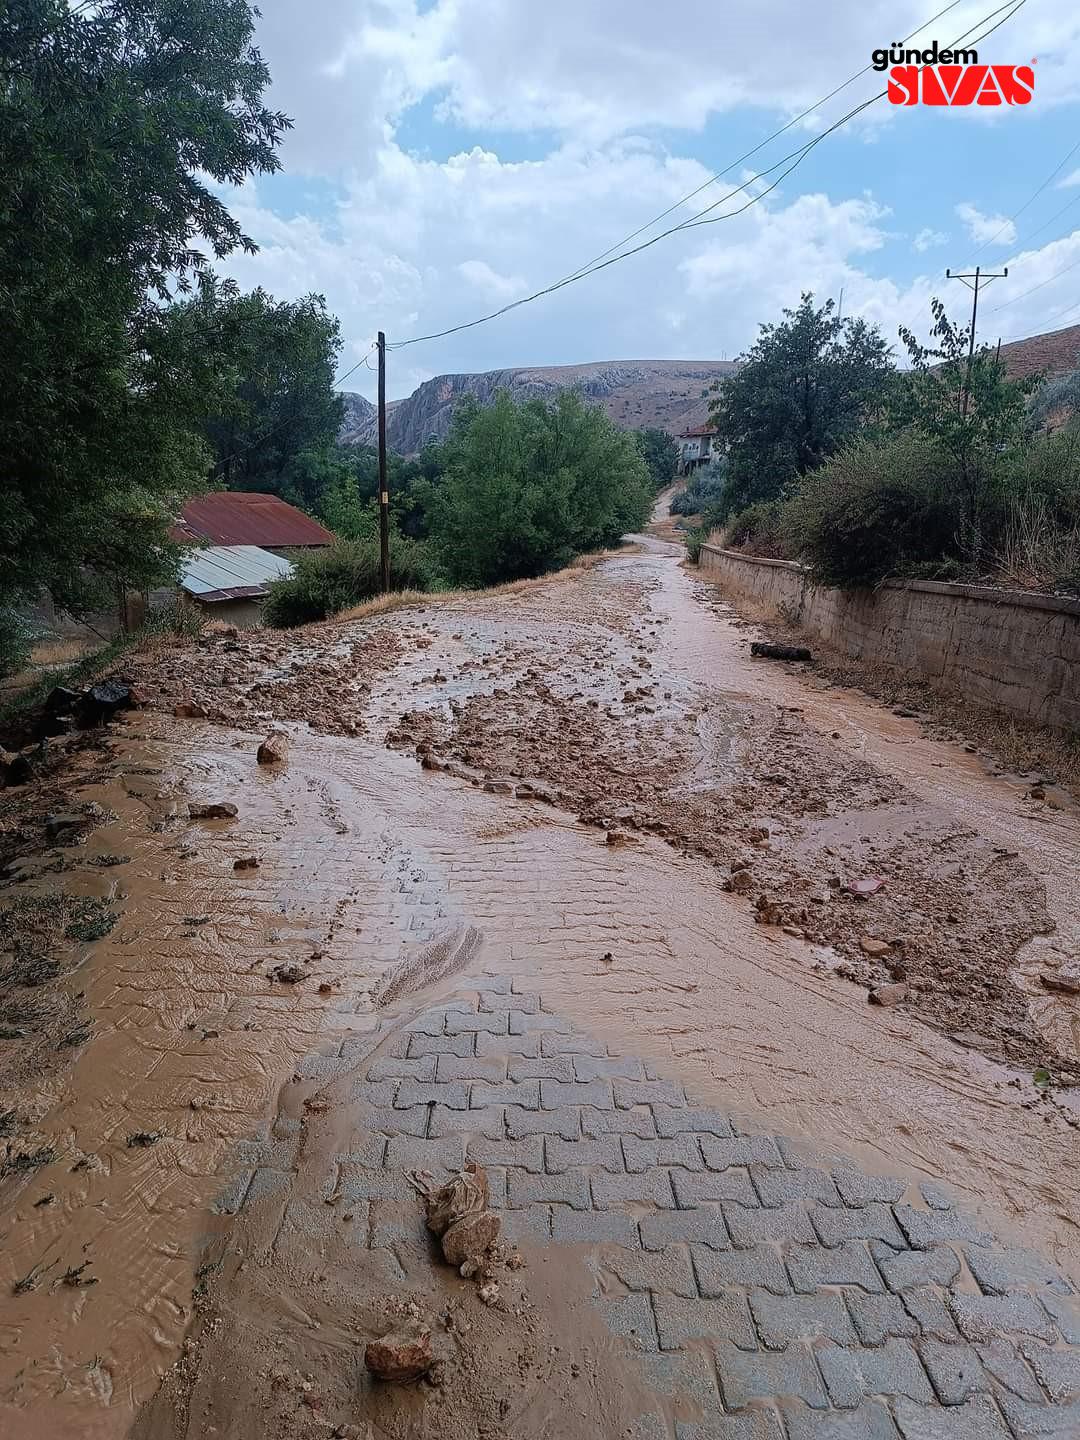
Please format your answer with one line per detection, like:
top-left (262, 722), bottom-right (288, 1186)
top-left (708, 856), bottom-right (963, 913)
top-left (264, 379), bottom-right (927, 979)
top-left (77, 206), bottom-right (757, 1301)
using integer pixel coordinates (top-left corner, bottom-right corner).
top-left (988, 250), bottom-right (1080, 313)
top-left (560, 0), bottom-right (973, 284)
top-left (387, 0), bottom-right (1028, 351)
top-left (975, 135), bottom-right (1080, 254)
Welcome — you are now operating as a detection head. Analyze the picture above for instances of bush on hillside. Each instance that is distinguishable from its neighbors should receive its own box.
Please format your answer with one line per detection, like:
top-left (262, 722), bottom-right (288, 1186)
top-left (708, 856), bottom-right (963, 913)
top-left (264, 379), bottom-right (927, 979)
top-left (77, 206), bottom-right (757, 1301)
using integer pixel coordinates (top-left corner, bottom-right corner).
top-left (263, 537), bottom-right (429, 627)
top-left (783, 434), bottom-right (963, 589)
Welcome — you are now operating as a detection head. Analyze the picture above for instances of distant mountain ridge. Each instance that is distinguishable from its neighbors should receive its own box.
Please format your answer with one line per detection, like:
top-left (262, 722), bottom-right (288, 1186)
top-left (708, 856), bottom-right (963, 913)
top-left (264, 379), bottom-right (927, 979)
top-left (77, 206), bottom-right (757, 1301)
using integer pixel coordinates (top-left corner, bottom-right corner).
top-left (339, 358), bottom-right (738, 454)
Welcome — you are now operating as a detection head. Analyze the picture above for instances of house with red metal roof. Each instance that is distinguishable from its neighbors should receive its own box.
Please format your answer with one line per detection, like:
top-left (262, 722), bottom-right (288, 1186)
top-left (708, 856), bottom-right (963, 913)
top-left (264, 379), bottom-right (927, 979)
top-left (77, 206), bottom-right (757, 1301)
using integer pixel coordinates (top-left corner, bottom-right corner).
top-left (172, 492), bottom-right (334, 553)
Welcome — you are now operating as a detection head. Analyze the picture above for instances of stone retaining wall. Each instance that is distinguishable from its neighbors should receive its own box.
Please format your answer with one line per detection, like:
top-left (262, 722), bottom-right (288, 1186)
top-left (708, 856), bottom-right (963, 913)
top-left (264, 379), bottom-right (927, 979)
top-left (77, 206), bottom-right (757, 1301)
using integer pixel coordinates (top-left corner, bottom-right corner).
top-left (698, 544), bottom-right (1080, 733)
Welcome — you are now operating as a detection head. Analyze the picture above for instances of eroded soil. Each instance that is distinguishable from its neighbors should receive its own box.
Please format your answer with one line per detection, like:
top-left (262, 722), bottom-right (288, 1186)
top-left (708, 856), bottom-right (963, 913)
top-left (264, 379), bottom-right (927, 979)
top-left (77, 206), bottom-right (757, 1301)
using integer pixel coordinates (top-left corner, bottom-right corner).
top-left (2, 521), bottom-right (1079, 1439)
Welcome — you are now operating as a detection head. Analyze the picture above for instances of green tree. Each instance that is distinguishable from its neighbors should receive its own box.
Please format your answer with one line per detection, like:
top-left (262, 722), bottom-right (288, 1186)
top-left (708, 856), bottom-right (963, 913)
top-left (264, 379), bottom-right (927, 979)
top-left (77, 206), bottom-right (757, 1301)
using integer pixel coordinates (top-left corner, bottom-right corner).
top-left (634, 427), bottom-right (679, 490)
top-left (0, 0), bottom-right (288, 649)
top-left (894, 299), bottom-right (1037, 558)
top-left (708, 293), bottom-right (893, 519)
top-left (165, 275), bottom-right (343, 499)
top-left (430, 391), bottom-right (650, 587)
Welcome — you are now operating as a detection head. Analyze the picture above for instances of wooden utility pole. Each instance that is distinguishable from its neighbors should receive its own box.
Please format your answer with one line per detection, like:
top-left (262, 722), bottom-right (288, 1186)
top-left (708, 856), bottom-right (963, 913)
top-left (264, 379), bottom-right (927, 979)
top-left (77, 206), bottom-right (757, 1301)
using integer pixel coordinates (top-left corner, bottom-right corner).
top-left (945, 265), bottom-right (1008, 416)
top-left (377, 331), bottom-right (390, 592)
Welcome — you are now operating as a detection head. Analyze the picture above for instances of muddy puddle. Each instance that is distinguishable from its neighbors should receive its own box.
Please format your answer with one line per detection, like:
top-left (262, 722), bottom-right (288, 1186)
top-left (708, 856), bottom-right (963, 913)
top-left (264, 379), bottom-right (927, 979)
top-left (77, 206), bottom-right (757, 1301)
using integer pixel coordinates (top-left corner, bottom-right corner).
top-left (2, 531), bottom-right (1080, 1438)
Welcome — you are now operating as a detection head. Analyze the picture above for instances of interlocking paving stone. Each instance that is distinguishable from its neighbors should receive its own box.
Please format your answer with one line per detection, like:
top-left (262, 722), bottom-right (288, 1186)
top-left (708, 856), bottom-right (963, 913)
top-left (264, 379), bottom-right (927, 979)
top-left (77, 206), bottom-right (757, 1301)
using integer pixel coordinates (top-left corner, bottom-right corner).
top-left (593, 1168), bottom-right (677, 1209)
top-left (713, 1339), bottom-right (828, 1409)
top-left (811, 1201), bottom-right (907, 1249)
top-left (894, 1204), bottom-right (993, 1251)
top-left (603, 1246), bottom-right (698, 1299)
top-left (473, 1079), bottom-right (541, 1108)
top-left (780, 1399), bottom-right (900, 1439)
top-left (995, 1394), bottom-right (1080, 1438)
top-left (963, 1246), bottom-right (1075, 1299)
top-left (1020, 1340), bottom-right (1080, 1401)
top-left (641, 1207), bottom-right (731, 1252)
top-left (505, 1104), bottom-right (581, 1140)
top-left (552, 1208), bottom-right (640, 1245)
top-left (541, 1078), bottom-right (614, 1110)
top-left (872, 1243), bottom-right (963, 1293)
top-left (345, 991), bottom-right (1080, 1436)
top-left (749, 1290), bottom-right (858, 1348)
top-left (583, 1106), bottom-right (658, 1138)
top-left (818, 1340), bottom-right (934, 1407)
top-left (672, 1168), bottom-right (758, 1209)
top-left (701, 1135), bottom-right (783, 1171)
top-left (545, 1135), bottom-right (624, 1173)
top-left (624, 1135), bottom-right (704, 1173)
top-left (653, 1294), bottom-right (757, 1353)
top-left (654, 1105), bottom-right (734, 1139)
top-left (892, 1394), bottom-right (1013, 1439)
top-left (428, 1103), bottom-right (505, 1137)
top-left (750, 1162), bottom-right (841, 1207)
top-left (435, 1054), bottom-right (506, 1083)
top-left (787, 1240), bottom-right (885, 1294)
top-left (918, 1338), bottom-right (988, 1406)
top-left (509, 1053), bottom-right (574, 1082)
top-left (615, 1078), bottom-right (687, 1109)
top-left (600, 1292), bottom-right (660, 1350)
top-left (467, 1134), bottom-right (544, 1172)
top-left (723, 1201), bottom-right (816, 1247)
top-left (693, 1244), bottom-right (791, 1296)
top-left (508, 1167), bottom-right (591, 1210)
top-left (573, 1053), bottom-right (647, 1081)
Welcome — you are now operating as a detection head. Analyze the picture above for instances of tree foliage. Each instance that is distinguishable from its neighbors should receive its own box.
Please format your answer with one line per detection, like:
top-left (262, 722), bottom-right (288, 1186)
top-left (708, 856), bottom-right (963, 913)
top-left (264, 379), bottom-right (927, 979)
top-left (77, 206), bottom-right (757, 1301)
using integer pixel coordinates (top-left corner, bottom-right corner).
top-left (163, 276), bottom-right (343, 500)
top-left (634, 427), bottom-right (679, 490)
top-left (429, 391), bottom-right (651, 587)
top-left (0, 0), bottom-right (288, 628)
top-left (708, 293), bottom-right (893, 519)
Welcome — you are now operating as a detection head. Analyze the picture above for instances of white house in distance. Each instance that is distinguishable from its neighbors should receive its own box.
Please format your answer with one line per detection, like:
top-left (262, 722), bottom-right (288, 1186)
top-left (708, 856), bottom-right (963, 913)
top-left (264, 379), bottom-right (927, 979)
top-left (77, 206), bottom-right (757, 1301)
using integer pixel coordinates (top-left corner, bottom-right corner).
top-left (676, 425), bottom-right (719, 475)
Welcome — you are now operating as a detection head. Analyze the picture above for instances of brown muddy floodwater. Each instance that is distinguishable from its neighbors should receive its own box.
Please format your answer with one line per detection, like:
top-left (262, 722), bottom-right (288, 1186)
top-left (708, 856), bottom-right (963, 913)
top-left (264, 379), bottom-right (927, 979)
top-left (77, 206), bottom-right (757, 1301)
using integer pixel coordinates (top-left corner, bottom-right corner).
top-left (1, 532), bottom-right (1079, 1439)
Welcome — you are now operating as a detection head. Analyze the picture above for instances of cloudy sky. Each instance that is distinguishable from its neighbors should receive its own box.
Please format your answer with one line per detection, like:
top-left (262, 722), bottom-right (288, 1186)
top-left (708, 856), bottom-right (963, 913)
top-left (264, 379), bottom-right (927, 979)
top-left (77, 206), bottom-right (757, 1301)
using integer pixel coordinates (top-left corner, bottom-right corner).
top-left (217, 0), bottom-right (1080, 399)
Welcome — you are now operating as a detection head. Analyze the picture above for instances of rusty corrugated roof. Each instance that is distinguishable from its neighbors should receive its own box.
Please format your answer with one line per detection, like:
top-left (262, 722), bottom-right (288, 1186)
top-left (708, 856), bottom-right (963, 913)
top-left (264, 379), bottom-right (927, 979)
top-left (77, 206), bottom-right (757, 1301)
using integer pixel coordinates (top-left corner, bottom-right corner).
top-left (177, 492), bottom-right (334, 548)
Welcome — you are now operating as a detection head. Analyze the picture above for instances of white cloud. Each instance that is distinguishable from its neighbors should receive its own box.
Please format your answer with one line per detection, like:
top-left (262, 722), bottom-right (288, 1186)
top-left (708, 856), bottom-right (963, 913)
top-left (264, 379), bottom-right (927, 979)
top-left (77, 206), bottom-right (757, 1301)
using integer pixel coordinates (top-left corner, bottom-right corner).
top-left (912, 228), bottom-right (947, 253)
top-left (956, 203), bottom-right (1016, 248)
top-left (1059, 168), bottom-right (1080, 189)
top-left (457, 259), bottom-right (526, 299)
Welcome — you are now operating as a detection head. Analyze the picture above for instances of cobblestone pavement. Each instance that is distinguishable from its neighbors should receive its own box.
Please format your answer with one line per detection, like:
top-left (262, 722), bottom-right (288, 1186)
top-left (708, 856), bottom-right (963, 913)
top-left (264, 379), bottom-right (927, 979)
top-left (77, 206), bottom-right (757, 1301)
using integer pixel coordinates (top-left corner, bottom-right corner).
top-left (226, 969), bottom-right (1080, 1440)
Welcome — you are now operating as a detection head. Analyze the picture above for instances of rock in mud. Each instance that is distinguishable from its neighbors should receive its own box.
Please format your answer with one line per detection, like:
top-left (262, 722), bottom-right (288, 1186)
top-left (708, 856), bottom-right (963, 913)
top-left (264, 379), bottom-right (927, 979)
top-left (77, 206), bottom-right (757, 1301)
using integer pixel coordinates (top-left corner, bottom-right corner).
top-left (256, 732), bottom-right (289, 765)
top-left (869, 983), bottom-right (908, 1007)
top-left (750, 641), bottom-right (813, 662)
top-left (233, 855), bottom-right (260, 871)
top-left (271, 963), bottom-right (305, 984)
top-left (364, 1329), bottom-right (434, 1383)
top-left (189, 801), bottom-right (238, 820)
top-left (859, 936), bottom-right (893, 957)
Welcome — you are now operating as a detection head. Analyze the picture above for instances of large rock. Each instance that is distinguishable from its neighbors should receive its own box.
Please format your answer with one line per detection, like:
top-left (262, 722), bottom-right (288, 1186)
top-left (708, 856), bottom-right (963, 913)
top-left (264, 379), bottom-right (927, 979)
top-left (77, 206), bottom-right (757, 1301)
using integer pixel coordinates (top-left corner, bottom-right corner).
top-left (189, 801), bottom-right (238, 820)
top-left (364, 1330), bottom-right (434, 1383)
top-left (256, 732), bottom-right (289, 765)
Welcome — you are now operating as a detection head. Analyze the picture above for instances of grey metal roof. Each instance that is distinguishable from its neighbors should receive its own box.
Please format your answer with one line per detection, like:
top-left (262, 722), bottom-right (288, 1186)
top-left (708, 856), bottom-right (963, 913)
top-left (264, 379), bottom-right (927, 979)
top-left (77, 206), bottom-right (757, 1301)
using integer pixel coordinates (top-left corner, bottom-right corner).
top-left (179, 545), bottom-right (293, 603)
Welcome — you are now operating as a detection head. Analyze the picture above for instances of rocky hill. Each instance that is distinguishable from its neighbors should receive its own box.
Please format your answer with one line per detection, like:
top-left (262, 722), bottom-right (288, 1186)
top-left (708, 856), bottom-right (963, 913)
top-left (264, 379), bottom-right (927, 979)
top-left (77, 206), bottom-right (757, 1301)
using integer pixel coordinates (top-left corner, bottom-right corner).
top-left (339, 358), bottom-right (738, 454)
top-left (998, 322), bottom-right (1080, 381)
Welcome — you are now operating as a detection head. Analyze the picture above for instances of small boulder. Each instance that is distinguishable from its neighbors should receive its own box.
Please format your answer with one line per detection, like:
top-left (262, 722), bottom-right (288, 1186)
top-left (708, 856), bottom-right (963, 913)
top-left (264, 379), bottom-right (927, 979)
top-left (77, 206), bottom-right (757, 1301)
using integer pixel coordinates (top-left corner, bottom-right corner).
top-left (233, 855), bottom-right (260, 871)
top-left (189, 801), bottom-right (238, 820)
top-left (868, 983), bottom-right (908, 1007)
top-left (859, 937), bottom-right (892, 958)
top-left (364, 1330), bottom-right (434, 1383)
top-left (257, 732), bottom-right (289, 765)
top-left (271, 963), bottom-right (305, 984)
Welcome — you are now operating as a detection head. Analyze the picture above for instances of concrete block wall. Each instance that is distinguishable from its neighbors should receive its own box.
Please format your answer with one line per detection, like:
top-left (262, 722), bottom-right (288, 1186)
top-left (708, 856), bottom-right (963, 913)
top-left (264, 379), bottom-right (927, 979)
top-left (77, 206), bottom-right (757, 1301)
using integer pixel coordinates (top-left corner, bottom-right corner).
top-left (698, 544), bottom-right (1080, 734)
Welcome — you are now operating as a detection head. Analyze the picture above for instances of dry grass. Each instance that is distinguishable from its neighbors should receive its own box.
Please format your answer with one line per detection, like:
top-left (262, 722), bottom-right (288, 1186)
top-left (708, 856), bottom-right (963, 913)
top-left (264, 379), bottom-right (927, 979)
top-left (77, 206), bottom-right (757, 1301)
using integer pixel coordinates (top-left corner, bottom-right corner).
top-left (330, 546), bottom-right (638, 625)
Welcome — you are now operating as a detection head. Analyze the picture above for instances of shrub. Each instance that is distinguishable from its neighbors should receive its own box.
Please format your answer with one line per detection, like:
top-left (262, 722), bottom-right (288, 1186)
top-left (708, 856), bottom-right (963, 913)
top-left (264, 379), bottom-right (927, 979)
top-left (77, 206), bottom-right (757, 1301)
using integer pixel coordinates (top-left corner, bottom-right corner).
top-left (723, 501), bottom-right (791, 558)
top-left (683, 526), bottom-right (709, 564)
top-left (0, 603), bottom-right (38, 678)
top-left (263, 538), bottom-right (429, 627)
top-left (784, 434), bottom-right (963, 589)
top-left (670, 460), bottom-right (727, 517)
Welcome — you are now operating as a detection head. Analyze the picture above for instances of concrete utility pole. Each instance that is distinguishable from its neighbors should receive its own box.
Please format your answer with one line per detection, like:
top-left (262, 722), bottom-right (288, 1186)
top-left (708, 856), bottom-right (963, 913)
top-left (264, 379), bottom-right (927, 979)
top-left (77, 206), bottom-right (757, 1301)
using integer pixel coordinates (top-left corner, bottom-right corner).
top-left (945, 265), bottom-right (1008, 416)
top-left (377, 331), bottom-right (390, 592)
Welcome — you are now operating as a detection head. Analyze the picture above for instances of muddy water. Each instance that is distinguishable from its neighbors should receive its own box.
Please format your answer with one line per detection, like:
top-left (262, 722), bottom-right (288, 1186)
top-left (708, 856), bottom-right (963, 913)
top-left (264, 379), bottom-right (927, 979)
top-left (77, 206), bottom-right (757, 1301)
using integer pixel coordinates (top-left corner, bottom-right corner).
top-left (4, 537), bottom-right (1080, 1439)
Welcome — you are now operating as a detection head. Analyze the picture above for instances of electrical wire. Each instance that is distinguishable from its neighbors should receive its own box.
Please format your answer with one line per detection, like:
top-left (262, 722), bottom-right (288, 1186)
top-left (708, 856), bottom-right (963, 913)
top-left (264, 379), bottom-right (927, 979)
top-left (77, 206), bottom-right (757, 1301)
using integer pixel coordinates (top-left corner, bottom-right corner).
top-left (976, 136), bottom-right (1080, 254)
top-left (988, 251), bottom-right (1080, 313)
top-left (388, 0), bottom-right (1028, 350)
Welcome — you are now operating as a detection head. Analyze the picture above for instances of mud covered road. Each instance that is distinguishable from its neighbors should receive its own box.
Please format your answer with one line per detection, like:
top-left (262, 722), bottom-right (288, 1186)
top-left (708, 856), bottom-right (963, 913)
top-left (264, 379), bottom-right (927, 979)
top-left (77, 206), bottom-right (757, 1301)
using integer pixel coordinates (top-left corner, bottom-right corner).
top-left (3, 517), bottom-right (1080, 1439)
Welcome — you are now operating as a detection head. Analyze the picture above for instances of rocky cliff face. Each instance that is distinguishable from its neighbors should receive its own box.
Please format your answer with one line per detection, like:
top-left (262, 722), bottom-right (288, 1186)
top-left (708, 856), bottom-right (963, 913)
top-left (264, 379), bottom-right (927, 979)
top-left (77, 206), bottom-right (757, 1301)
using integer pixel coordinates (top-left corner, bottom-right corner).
top-left (339, 358), bottom-right (738, 454)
